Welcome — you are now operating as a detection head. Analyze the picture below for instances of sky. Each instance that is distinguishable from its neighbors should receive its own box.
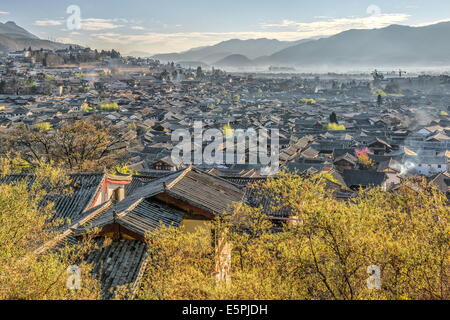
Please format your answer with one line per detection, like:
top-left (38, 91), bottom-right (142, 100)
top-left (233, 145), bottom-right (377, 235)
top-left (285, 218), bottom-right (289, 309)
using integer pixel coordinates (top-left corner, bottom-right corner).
top-left (1, 0), bottom-right (450, 55)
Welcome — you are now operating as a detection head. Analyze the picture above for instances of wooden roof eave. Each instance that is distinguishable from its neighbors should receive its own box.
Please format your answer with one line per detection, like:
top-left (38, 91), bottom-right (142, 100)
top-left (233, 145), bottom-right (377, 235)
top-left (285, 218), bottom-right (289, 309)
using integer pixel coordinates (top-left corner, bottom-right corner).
top-left (154, 191), bottom-right (217, 219)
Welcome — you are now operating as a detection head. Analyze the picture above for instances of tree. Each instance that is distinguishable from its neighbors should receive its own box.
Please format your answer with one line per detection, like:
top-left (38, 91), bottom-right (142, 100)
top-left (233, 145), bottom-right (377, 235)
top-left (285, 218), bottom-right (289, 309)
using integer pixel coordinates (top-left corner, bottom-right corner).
top-left (81, 103), bottom-right (95, 112)
top-left (357, 154), bottom-right (375, 170)
top-left (98, 103), bottom-right (119, 112)
top-left (0, 159), bottom-right (101, 299)
top-left (196, 66), bottom-right (203, 79)
top-left (0, 152), bottom-right (31, 174)
top-left (222, 123), bottom-right (233, 137)
top-left (0, 80), bottom-right (5, 94)
top-left (34, 122), bottom-right (52, 132)
top-left (9, 120), bottom-right (127, 171)
top-left (330, 112), bottom-right (339, 124)
top-left (136, 226), bottom-right (215, 300)
top-left (109, 164), bottom-right (138, 176)
top-left (136, 173), bottom-right (449, 300)
top-left (377, 94), bottom-right (383, 107)
top-left (299, 98), bottom-right (317, 105)
top-left (110, 49), bottom-right (121, 59)
top-left (326, 123), bottom-right (346, 131)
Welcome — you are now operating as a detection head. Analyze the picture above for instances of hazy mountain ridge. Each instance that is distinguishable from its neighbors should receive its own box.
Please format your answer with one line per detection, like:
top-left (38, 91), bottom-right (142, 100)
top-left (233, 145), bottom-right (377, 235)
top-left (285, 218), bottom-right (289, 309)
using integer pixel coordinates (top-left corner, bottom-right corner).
top-left (5, 20), bottom-right (450, 69)
top-left (153, 22), bottom-right (450, 69)
top-left (0, 21), bottom-right (40, 40)
top-left (215, 54), bottom-right (253, 67)
top-left (267, 22), bottom-right (450, 67)
top-left (152, 38), bottom-right (309, 64)
top-left (0, 21), bottom-right (71, 53)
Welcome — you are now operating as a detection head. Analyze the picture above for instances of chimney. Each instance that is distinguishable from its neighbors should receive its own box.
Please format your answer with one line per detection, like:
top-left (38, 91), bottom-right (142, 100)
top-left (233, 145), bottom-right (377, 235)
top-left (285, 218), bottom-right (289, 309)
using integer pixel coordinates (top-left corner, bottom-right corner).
top-left (113, 186), bottom-right (125, 203)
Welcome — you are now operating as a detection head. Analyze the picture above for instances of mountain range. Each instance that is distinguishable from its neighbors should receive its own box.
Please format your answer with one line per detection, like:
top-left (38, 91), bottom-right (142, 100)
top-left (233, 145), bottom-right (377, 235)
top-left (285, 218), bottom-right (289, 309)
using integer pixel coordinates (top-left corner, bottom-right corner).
top-left (152, 38), bottom-right (311, 65)
top-left (152, 21), bottom-right (450, 69)
top-left (0, 21), bottom-right (71, 53)
top-left (4, 20), bottom-right (450, 70)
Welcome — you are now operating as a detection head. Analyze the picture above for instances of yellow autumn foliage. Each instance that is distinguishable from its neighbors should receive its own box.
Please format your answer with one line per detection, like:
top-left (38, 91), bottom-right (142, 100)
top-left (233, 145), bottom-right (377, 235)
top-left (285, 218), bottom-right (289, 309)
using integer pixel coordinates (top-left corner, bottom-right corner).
top-left (326, 123), bottom-right (346, 131)
top-left (0, 159), bottom-right (101, 300)
top-left (137, 173), bottom-right (449, 300)
top-left (223, 124), bottom-right (234, 137)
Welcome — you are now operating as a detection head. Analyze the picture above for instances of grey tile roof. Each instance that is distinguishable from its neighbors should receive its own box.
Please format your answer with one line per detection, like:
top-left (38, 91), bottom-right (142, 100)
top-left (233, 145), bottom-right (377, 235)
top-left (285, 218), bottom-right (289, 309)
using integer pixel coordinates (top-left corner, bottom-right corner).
top-left (84, 238), bottom-right (148, 300)
top-left (341, 170), bottom-right (387, 189)
top-left (0, 173), bottom-right (105, 222)
top-left (118, 199), bottom-right (185, 235)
